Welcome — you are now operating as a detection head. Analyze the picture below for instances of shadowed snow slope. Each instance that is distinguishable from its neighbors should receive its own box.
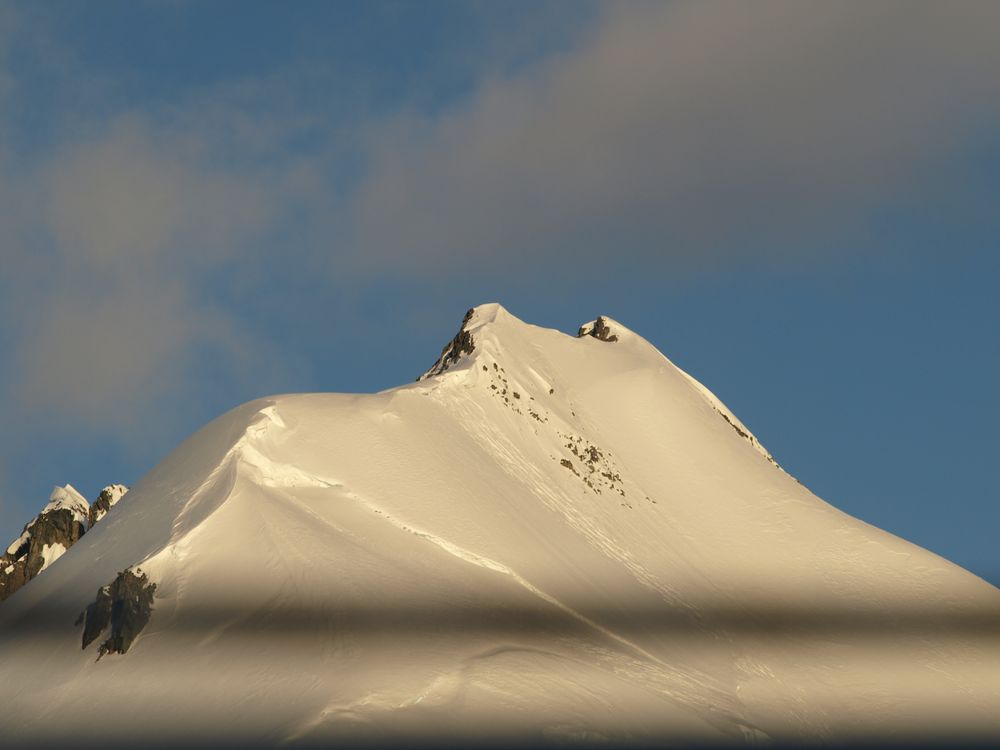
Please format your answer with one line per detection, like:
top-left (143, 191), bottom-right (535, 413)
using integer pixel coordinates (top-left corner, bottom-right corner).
top-left (1, 303), bottom-right (998, 747)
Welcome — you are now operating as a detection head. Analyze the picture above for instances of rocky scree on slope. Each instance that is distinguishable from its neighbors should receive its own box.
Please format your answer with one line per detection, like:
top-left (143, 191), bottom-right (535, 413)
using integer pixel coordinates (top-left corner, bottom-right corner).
top-left (423, 307), bottom-right (648, 511)
top-left (418, 306), bottom-right (783, 505)
top-left (0, 484), bottom-right (129, 602)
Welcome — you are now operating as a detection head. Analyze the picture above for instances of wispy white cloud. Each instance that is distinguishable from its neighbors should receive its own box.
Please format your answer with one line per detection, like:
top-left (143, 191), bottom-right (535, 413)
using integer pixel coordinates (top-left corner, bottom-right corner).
top-left (13, 283), bottom-right (212, 425)
top-left (43, 118), bottom-right (273, 272)
top-left (350, 1), bottom-right (1000, 274)
top-left (2, 116), bottom-right (309, 434)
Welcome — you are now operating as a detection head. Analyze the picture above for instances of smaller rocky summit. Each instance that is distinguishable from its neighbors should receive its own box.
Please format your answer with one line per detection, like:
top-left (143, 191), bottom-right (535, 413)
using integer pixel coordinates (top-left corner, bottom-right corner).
top-left (578, 316), bottom-right (619, 342)
top-left (80, 568), bottom-right (156, 658)
top-left (0, 483), bottom-right (130, 602)
top-left (88, 483), bottom-right (129, 527)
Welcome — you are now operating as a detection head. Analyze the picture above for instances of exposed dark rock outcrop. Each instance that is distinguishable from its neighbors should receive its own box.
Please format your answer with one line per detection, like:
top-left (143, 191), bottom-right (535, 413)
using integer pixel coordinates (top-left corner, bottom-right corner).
top-left (88, 484), bottom-right (129, 527)
top-left (578, 316), bottom-right (619, 343)
top-left (418, 308), bottom-right (477, 380)
top-left (80, 568), bottom-right (156, 658)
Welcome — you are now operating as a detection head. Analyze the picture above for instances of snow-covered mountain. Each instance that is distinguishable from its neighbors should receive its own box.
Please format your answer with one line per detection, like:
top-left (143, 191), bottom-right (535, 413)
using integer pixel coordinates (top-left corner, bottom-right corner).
top-left (0, 304), bottom-right (997, 747)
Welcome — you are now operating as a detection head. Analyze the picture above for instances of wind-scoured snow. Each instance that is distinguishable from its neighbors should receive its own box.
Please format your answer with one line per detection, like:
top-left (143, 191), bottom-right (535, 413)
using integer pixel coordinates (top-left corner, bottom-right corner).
top-left (0, 304), bottom-right (997, 747)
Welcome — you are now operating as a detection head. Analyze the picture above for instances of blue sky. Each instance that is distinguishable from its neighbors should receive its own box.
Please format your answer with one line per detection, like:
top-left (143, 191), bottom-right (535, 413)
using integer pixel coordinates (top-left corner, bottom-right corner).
top-left (0, 1), bottom-right (998, 585)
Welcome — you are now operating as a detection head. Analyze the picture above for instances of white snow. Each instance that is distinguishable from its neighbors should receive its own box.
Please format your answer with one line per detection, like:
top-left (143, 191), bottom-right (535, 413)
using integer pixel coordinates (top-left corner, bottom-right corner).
top-left (0, 303), bottom-right (997, 746)
top-left (5, 530), bottom-right (30, 557)
top-left (38, 543), bottom-right (67, 573)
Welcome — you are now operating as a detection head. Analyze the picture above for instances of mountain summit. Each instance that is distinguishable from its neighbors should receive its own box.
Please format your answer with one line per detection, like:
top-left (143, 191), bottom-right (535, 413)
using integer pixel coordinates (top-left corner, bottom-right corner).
top-left (1, 304), bottom-right (998, 747)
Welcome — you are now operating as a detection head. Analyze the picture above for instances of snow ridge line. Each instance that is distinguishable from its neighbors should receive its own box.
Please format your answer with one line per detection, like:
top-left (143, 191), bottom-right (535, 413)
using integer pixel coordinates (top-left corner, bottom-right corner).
top-left (669, 361), bottom-right (784, 472)
top-left (165, 402), bottom-right (281, 548)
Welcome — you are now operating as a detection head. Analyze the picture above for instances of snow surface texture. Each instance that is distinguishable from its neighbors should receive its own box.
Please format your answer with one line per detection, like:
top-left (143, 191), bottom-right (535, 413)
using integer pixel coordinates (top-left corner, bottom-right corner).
top-left (0, 303), bottom-right (998, 747)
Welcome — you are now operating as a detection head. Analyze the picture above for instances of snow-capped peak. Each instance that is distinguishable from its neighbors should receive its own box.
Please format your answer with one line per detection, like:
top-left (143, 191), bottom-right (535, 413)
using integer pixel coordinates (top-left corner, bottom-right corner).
top-left (40, 484), bottom-right (90, 527)
top-left (463, 301), bottom-right (511, 327)
top-left (418, 303), bottom-right (514, 380)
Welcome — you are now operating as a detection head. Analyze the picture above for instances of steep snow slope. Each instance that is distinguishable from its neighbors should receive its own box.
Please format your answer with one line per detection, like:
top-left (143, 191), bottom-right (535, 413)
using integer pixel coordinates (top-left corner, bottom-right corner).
top-left (0, 304), bottom-right (998, 747)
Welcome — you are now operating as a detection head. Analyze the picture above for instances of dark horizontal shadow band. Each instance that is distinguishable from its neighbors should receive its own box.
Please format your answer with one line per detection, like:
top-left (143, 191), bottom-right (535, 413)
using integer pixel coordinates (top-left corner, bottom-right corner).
top-left (3, 600), bottom-right (1000, 640)
top-left (8, 733), bottom-right (1000, 750)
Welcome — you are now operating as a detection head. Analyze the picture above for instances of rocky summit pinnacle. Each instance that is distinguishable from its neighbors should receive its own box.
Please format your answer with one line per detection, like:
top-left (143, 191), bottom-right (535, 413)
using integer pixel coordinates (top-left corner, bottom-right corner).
top-left (578, 316), bottom-right (619, 342)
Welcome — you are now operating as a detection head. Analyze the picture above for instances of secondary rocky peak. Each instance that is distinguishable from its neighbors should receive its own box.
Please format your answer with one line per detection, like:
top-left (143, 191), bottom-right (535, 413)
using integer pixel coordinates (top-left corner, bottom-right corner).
top-left (578, 316), bottom-right (619, 342)
top-left (88, 484), bottom-right (130, 527)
